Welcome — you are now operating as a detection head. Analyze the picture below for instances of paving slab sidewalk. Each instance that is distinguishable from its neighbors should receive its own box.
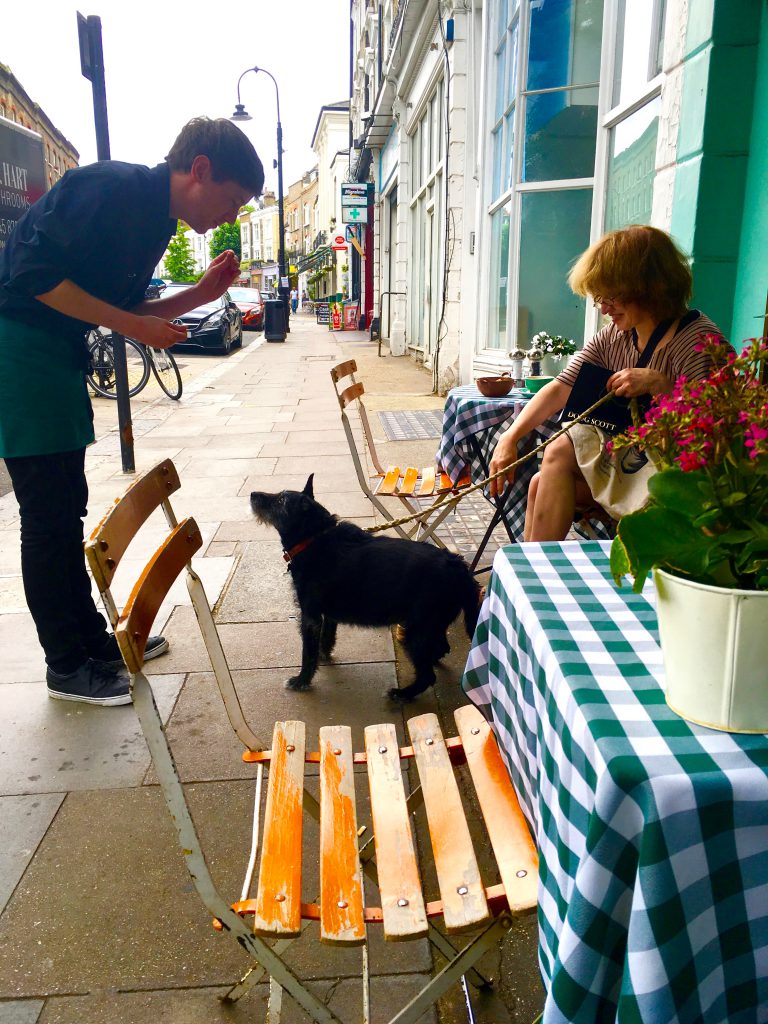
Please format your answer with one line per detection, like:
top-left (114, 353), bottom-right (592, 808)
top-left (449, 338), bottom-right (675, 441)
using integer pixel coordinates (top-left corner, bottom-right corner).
top-left (0, 315), bottom-right (543, 1024)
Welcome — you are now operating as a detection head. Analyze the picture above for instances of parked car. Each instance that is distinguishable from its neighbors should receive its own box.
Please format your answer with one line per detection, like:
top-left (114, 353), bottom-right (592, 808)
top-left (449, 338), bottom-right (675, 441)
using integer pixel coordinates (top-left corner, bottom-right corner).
top-left (164, 284), bottom-right (243, 355)
top-left (261, 289), bottom-right (277, 302)
top-left (228, 285), bottom-right (264, 331)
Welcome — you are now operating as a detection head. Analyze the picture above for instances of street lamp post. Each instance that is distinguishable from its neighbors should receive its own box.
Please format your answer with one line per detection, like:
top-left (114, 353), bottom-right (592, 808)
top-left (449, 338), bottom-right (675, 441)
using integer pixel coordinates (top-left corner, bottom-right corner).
top-left (231, 66), bottom-right (289, 334)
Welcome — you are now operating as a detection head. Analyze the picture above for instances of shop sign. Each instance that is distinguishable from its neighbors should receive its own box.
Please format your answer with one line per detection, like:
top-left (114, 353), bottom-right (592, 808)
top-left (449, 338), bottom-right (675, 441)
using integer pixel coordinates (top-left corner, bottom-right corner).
top-left (0, 118), bottom-right (46, 253)
top-left (315, 300), bottom-right (330, 324)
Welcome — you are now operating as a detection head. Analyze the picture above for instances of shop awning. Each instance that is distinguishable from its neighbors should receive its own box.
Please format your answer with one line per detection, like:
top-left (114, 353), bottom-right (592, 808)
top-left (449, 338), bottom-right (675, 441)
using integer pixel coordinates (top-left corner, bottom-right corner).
top-left (297, 245), bottom-right (333, 274)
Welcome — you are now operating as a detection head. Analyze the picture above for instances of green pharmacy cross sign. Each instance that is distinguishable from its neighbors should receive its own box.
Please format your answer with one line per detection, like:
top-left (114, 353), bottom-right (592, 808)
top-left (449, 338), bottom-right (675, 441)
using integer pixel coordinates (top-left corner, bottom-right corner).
top-left (343, 205), bottom-right (367, 224)
top-left (340, 182), bottom-right (371, 225)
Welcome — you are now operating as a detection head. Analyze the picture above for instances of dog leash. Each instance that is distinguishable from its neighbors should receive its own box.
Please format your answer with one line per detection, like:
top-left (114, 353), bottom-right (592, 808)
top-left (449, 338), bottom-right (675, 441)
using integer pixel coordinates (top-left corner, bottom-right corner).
top-left (364, 390), bottom-right (626, 536)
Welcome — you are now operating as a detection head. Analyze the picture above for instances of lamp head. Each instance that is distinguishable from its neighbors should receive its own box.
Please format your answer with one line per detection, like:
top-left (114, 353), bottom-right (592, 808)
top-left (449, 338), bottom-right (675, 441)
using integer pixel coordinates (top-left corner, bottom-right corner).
top-left (231, 104), bottom-right (252, 122)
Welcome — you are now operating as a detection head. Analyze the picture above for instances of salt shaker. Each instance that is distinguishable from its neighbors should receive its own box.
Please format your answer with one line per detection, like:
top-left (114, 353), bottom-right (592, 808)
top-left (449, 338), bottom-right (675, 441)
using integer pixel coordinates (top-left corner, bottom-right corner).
top-left (509, 348), bottom-right (526, 387)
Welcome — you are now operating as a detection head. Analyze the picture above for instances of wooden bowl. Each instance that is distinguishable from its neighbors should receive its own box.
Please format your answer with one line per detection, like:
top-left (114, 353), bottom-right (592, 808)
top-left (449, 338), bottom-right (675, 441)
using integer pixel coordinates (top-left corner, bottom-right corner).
top-left (476, 375), bottom-right (514, 397)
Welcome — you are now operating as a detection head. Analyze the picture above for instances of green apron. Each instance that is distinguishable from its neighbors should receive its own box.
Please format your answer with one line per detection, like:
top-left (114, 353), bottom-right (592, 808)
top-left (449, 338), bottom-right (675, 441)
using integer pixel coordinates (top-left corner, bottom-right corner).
top-left (0, 314), bottom-right (95, 458)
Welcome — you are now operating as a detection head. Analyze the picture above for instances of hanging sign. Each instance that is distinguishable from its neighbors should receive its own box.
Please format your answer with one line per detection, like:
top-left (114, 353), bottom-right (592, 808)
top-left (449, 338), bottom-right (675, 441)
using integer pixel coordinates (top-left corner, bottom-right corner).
top-left (331, 233), bottom-right (348, 251)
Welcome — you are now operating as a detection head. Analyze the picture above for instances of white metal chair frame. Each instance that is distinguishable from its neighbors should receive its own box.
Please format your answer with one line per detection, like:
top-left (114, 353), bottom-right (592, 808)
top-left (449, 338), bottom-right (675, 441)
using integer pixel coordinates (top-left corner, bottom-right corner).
top-left (84, 459), bottom-right (538, 1024)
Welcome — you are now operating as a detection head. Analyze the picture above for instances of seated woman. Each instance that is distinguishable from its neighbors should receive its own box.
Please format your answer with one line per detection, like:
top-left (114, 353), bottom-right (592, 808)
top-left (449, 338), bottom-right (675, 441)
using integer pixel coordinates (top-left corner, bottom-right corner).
top-left (488, 225), bottom-right (726, 541)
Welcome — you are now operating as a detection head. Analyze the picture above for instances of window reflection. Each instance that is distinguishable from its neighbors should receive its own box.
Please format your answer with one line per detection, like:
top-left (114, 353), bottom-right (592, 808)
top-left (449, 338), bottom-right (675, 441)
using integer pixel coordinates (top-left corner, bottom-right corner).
top-left (605, 97), bottom-right (661, 230)
top-left (488, 207), bottom-right (511, 350)
top-left (527, 0), bottom-right (602, 91)
top-left (524, 87), bottom-right (598, 181)
top-left (518, 190), bottom-right (592, 345)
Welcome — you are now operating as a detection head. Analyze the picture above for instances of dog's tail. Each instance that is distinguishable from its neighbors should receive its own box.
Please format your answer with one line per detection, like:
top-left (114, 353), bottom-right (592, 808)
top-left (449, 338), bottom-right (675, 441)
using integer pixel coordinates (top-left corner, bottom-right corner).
top-left (461, 572), bottom-right (482, 639)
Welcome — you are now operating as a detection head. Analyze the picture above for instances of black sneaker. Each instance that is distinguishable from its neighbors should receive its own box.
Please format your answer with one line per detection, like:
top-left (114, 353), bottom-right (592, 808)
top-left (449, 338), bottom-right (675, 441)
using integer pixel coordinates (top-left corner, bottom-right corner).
top-left (91, 634), bottom-right (169, 669)
top-left (46, 659), bottom-right (132, 706)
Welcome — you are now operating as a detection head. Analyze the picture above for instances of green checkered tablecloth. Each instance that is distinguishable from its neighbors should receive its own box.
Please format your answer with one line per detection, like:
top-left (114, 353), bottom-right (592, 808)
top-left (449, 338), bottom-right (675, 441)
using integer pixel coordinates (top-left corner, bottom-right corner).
top-left (462, 541), bottom-right (768, 1024)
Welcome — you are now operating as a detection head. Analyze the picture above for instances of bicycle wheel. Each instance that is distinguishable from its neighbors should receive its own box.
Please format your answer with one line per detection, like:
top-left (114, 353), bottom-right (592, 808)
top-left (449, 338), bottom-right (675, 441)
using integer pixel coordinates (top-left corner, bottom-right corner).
top-left (87, 332), bottom-right (150, 398)
top-left (148, 347), bottom-right (183, 400)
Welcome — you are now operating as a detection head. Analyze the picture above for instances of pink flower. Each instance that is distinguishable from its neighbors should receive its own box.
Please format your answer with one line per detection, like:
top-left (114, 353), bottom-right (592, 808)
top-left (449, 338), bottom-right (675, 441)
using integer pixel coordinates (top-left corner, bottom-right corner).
top-left (677, 451), bottom-right (707, 471)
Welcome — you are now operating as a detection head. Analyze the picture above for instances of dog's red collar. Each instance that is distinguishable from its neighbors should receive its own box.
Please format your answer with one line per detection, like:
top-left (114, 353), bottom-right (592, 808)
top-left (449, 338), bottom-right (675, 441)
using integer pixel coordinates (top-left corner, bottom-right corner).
top-left (282, 526), bottom-right (336, 564)
top-left (283, 537), bottom-right (314, 562)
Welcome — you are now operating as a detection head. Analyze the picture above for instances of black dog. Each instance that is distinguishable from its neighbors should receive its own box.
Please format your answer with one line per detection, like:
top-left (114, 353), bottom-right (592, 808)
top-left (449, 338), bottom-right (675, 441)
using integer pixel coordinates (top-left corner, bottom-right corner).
top-left (250, 476), bottom-right (480, 702)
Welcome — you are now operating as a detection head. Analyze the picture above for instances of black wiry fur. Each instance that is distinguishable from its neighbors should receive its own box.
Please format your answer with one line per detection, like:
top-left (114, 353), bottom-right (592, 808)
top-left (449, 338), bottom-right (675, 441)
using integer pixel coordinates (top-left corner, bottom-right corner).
top-left (250, 475), bottom-right (481, 702)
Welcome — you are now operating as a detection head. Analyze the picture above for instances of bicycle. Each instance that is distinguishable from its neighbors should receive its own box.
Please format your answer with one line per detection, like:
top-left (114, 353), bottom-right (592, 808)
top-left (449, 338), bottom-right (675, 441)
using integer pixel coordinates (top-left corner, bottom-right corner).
top-left (87, 329), bottom-right (183, 401)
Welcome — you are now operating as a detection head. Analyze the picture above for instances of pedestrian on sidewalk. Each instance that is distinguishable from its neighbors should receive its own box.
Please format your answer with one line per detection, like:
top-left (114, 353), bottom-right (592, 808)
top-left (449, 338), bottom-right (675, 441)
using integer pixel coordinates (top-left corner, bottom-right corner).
top-left (0, 117), bottom-right (264, 706)
top-left (290, 287), bottom-right (298, 315)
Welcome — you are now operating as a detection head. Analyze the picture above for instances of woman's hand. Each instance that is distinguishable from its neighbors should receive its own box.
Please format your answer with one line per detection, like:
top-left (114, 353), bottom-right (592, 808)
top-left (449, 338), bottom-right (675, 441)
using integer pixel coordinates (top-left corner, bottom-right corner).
top-left (489, 431), bottom-right (519, 499)
top-left (607, 367), bottom-right (671, 397)
top-left (196, 250), bottom-right (241, 303)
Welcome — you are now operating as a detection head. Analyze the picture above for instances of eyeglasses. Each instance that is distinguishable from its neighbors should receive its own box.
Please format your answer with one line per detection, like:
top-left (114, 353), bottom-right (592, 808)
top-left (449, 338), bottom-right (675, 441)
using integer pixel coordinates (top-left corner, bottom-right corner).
top-left (593, 296), bottom-right (620, 309)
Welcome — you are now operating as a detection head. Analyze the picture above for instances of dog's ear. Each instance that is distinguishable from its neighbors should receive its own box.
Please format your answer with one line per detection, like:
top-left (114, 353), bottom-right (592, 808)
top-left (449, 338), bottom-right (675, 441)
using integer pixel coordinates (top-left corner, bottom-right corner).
top-left (303, 474), bottom-right (315, 499)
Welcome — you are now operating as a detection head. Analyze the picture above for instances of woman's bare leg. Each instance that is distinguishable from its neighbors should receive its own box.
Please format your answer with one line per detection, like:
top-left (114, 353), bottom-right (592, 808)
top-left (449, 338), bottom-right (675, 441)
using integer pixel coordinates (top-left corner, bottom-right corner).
top-left (524, 473), bottom-right (540, 542)
top-left (527, 435), bottom-right (592, 541)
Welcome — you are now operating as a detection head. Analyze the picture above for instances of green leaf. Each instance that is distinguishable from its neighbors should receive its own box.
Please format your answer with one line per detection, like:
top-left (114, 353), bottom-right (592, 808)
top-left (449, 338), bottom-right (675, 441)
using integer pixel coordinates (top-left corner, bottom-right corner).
top-left (692, 508), bottom-right (723, 529)
top-left (647, 468), bottom-right (709, 518)
top-left (609, 536), bottom-right (635, 588)
top-left (615, 506), bottom-right (719, 591)
top-left (721, 491), bottom-right (748, 507)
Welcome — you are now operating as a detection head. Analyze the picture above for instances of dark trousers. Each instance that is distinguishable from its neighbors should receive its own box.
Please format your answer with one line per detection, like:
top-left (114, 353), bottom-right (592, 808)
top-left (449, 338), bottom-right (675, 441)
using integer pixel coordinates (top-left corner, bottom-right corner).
top-left (5, 448), bottom-right (109, 674)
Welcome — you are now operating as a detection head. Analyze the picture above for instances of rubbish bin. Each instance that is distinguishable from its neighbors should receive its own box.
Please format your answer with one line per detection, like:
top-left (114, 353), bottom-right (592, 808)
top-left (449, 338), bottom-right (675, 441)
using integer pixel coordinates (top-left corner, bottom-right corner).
top-left (263, 299), bottom-right (286, 342)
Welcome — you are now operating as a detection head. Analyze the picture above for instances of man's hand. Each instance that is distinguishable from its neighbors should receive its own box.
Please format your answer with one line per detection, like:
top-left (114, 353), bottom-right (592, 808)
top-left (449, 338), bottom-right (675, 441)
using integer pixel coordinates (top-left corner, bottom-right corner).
top-left (607, 367), bottom-right (671, 398)
top-left (196, 250), bottom-right (240, 303)
top-left (130, 317), bottom-right (188, 349)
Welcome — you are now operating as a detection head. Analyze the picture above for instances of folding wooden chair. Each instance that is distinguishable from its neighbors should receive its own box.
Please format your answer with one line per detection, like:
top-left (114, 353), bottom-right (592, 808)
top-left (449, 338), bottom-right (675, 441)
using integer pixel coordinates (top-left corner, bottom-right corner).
top-left (84, 459), bottom-right (538, 1024)
top-left (330, 360), bottom-right (471, 545)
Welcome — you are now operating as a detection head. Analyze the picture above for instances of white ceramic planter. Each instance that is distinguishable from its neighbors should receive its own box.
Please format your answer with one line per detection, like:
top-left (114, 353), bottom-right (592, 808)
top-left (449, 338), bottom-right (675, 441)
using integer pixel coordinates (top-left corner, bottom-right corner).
top-left (653, 568), bottom-right (768, 733)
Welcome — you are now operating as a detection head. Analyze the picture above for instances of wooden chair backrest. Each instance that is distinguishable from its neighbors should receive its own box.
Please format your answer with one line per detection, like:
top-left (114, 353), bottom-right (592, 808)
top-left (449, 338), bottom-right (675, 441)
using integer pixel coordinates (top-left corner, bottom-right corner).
top-left (84, 459), bottom-right (199, 673)
top-left (85, 459), bottom-right (180, 591)
top-left (330, 360), bottom-right (384, 476)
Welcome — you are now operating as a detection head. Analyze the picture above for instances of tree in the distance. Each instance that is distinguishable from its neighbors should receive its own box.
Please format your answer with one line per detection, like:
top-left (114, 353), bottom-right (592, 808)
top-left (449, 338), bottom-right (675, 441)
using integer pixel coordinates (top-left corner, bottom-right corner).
top-left (163, 224), bottom-right (197, 282)
top-left (210, 222), bottom-right (242, 262)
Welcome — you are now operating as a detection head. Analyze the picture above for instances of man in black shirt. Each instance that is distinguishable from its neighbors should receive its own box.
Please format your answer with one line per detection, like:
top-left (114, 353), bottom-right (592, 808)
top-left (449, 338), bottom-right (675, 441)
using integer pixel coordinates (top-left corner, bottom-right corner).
top-left (0, 117), bottom-right (264, 706)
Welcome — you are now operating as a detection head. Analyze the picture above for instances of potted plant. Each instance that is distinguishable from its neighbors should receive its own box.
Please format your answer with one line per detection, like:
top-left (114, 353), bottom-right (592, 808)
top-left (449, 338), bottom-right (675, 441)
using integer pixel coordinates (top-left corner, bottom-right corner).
top-left (609, 335), bottom-right (768, 731)
top-left (531, 331), bottom-right (577, 375)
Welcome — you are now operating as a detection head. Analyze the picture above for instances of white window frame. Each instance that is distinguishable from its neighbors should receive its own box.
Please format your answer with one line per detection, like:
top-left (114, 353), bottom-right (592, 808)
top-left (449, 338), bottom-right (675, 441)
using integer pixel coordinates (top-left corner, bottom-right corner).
top-left (479, 0), bottom-right (668, 360)
top-left (589, 0), bottom-right (666, 333)
top-left (407, 70), bottom-right (446, 357)
top-left (480, 0), bottom-right (605, 358)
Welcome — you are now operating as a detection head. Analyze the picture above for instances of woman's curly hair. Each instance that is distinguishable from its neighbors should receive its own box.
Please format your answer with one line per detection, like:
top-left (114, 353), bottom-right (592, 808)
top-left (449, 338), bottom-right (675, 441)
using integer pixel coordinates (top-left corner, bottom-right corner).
top-left (568, 225), bottom-right (693, 322)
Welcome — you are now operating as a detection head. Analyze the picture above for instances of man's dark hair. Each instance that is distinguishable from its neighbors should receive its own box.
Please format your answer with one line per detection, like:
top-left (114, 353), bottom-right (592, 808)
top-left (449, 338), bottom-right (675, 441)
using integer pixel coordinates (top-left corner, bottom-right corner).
top-left (166, 117), bottom-right (264, 199)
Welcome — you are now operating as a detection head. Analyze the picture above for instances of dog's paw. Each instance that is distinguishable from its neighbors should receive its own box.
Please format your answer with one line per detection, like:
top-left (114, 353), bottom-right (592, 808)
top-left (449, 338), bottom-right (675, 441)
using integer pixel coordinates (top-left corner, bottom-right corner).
top-left (286, 675), bottom-right (312, 691)
top-left (386, 686), bottom-right (414, 704)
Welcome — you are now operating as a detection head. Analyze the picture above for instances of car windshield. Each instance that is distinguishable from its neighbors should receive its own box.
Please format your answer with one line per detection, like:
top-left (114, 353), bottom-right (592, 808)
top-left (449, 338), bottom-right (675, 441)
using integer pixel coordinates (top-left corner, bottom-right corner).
top-left (229, 287), bottom-right (260, 302)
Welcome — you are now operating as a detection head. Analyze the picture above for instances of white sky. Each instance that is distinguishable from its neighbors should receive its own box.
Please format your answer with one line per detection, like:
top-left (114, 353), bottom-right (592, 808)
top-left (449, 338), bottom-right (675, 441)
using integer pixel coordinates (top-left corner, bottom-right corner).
top-left (3, 0), bottom-right (350, 195)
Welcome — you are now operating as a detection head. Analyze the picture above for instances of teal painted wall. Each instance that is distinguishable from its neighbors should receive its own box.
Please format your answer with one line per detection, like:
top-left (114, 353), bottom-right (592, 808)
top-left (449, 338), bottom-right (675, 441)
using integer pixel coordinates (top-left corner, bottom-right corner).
top-left (732, 4), bottom-right (768, 345)
top-left (671, 0), bottom-right (762, 337)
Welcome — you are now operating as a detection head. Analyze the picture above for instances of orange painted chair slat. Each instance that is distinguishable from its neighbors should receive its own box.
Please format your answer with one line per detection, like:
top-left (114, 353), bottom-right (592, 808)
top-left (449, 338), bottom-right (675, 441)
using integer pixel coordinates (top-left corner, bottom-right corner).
top-left (453, 705), bottom-right (538, 913)
top-left (399, 466), bottom-right (419, 496)
top-left (252, 721), bottom-right (306, 937)
top-left (365, 723), bottom-right (428, 940)
top-left (377, 465), bottom-right (402, 495)
top-left (407, 714), bottom-right (489, 932)
top-left (319, 726), bottom-right (365, 945)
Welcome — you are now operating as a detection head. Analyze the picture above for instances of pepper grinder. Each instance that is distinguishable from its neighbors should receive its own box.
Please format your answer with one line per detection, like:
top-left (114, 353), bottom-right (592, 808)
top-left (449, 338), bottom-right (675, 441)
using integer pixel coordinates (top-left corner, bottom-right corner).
top-left (527, 346), bottom-right (543, 378)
